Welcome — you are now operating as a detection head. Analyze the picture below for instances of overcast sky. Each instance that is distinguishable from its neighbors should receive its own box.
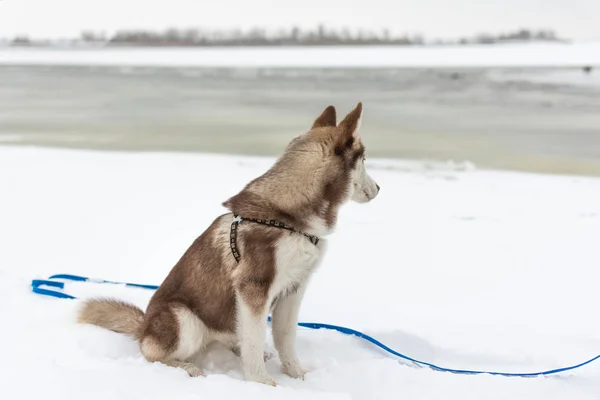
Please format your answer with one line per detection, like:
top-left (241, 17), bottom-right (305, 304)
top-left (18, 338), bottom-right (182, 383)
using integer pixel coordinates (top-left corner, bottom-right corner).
top-left (1, 0), bottom-right (599, 41)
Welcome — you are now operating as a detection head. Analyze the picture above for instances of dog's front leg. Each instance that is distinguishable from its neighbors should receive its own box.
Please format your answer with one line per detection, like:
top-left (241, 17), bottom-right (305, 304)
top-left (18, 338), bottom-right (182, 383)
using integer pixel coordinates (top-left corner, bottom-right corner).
top-left (272, 282), bottom-right (309, 379)
top-left (236, 291), bottom-right (276, 386)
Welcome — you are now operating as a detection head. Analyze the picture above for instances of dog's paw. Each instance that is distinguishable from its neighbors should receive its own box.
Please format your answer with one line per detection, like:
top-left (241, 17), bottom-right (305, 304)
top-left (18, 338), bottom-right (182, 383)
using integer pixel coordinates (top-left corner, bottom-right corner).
top-left (282, 363), bottom-right (309, 380)
top-left (184, 364), bottom-right (204, 377)
top-left (247, 374), bottom-right (278, 386)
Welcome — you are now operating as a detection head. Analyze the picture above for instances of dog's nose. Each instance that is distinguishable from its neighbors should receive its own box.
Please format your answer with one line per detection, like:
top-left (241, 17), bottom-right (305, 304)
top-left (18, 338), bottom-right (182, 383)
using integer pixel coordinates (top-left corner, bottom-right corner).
top-left (376, 184), bottom-right (380, 193)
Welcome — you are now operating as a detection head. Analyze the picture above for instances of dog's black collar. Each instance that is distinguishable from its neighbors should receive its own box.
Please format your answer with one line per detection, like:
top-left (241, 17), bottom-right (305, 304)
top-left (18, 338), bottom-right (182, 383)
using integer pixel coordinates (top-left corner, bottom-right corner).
top-left (229, 215), bottom-right (320, 263)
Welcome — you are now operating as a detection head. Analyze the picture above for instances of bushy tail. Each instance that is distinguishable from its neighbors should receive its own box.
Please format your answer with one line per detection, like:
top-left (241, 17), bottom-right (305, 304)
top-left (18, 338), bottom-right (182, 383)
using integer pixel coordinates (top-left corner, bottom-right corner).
top-left (77, 298), bottom-right (145, 340)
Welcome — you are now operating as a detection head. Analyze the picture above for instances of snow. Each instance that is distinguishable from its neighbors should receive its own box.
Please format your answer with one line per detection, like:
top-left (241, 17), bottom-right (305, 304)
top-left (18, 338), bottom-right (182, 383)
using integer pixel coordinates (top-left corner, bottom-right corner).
top-left (2, 145), bottom-right (600, 399)
top-left (1, 42), bottom-right (600, 68)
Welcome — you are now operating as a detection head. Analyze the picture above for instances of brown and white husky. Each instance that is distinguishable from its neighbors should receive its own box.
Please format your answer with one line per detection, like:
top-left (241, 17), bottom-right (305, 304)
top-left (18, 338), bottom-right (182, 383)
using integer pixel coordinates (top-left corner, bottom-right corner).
top-left (78, 102), bottom-right (379, 386)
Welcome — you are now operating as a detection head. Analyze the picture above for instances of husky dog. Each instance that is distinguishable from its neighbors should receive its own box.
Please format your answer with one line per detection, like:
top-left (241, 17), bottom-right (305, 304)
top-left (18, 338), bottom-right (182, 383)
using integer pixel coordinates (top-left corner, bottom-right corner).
top-left (78, 102), bottom-right (379, 385)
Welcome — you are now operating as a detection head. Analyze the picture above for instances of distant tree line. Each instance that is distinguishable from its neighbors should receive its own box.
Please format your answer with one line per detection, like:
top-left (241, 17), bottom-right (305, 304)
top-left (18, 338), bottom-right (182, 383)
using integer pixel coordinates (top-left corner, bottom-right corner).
top-left (5, 26), bottom-right (565, 47)
top-left (460, 29), bottom-right (559, 44)
top-left (105, 26), bottom-right (422, 46)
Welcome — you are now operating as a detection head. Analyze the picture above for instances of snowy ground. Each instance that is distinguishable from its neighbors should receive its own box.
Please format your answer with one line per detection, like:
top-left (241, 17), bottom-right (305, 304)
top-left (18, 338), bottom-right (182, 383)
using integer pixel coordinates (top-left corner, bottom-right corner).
top-left (2, 146), bottom-right (600, 399)
top-left (1, 42), bottom-right (600, 68)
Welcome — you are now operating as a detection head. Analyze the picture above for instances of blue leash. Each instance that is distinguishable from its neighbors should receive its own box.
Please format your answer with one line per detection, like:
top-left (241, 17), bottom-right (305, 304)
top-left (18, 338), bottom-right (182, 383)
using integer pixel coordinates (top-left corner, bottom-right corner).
top-left (31, 274), bottom-right (600, 377)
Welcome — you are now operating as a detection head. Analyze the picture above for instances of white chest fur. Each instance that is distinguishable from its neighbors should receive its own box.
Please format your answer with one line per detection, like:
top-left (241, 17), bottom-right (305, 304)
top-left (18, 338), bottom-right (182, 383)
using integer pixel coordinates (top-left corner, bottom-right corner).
top-left (270, 233), bottom-right (325, 299)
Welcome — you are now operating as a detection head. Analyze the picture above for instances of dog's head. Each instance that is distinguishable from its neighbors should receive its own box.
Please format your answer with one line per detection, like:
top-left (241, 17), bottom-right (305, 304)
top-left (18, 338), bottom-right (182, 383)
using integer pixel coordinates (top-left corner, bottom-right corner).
top-left (285, 102), bottom-right (380, 205)
top-left (224, 102), bottom-right (379, 234)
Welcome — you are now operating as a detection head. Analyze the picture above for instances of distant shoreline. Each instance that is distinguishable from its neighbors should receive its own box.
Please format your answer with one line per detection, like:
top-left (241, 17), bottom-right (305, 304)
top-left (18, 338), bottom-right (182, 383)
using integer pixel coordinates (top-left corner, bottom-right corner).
top-left (1, 43), bottom-right (598, 68)
top-left (2, 38), bottom-right (569, 49)
top-left (4, 27), bottom-right (566, 48)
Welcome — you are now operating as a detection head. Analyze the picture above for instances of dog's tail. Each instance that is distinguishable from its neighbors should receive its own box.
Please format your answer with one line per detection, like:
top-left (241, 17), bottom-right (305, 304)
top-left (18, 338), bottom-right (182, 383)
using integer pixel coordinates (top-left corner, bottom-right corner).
top-left (77, 298), bottom-right (145, 340)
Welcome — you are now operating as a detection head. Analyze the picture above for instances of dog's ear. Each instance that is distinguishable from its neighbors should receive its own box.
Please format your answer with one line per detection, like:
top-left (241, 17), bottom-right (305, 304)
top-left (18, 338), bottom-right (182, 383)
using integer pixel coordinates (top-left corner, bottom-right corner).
top-left (338, 102), bottom-right (363, 138)
top-left (312, 105), bottom-right (337, 129)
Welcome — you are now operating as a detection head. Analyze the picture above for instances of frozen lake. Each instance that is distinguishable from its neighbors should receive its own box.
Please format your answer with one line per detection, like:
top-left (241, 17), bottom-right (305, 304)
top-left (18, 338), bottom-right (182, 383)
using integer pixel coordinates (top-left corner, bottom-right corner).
top-left (1, 60), bottom-right (599, 176)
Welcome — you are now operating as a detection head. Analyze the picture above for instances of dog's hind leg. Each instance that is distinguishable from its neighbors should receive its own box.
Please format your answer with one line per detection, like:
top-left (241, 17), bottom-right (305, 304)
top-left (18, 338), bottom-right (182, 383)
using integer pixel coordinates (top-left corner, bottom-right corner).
top-left (140, 305), bottom-right (207, 377)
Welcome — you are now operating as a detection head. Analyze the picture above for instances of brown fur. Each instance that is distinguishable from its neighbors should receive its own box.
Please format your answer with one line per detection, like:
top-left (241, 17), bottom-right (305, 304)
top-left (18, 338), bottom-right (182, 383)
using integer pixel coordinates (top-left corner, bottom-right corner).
top-left (311, 105), bottom-right (337, 129)
top-left (233, 226), bottom-right (282, 315)
top-left (142, 215), bottom-right (237, 334)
